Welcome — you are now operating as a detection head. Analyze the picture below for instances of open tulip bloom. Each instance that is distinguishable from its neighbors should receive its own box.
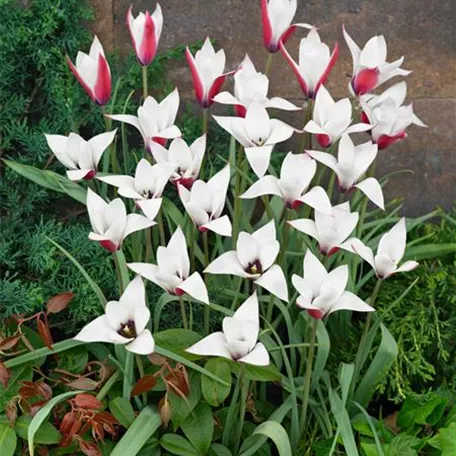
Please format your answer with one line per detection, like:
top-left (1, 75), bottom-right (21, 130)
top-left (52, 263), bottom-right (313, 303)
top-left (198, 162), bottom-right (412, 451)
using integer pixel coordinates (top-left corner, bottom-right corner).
top-left (97, 159), bottom-right (174, 221)
top-left (241, 152), bottom-right (331, 213)
top-left (75, 276), bottom-right (155, 355)
top-left (150, 135), bottom-right (206, 189)
top-left (213, 102), bottom-right (295, 178)
top-left (178, 164), bottom-right (232, 236)
top-left (214, 54), bottom-right (300, 117)
top-left (45, 130), bottom-right (116, 181)
top-left (67, 36), bottom-right (111, 106)
top-left (87, 188), bottom-right (154, 252)
top-left (186, 37), bottom-right (235, 108)
top-left (261, 0), bottom-right (311, 53)
top-left (108, 88), bottom-right (181, 150)
top-left (304, 85), bottom-right (372, 147)
top-left (205, 220), bottom-right (288, 301)
top-left (339, 218), bottom-right (419, 279)
top-left (292, 250), bottom-right (375, 319)
top-left (186, 291), bottom-right (269, 365)
top-left (289, 202), bottom-right (359, 256)
top-left (128, 226), bottom-right (209, 304)
top-left (280, 27), bottom-right (339, 99)
top-left (127, 4), bottom-right (163, 66)
top-left (306, 134), bottom-right (385, 210)
top-left (360, 82), bottom-right (427, 150)
top-left (343, 26), bottom-right (411, 96)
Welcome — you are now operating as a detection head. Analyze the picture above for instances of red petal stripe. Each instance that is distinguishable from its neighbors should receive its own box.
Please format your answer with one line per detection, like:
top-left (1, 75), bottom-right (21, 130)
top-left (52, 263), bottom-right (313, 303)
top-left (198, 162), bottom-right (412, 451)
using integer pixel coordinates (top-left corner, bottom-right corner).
top-left (138, 10), bottom-right (157, 66)
top-left (315, 42), bottom-right (339, 97)
top-left (207, 70), bottom-right (236, 108)
top-left (376, 131), bottom-right (407, 150)
top-left (66, 56), bottom-right (95, 102)
top-left (352, 67), bottom-right (379, 95)
top-left (186, 47), bottom-right (205, 106)
top-left (94, 54), bottom-right (111, 106)
top-left (261, 0), bottom-right (274, 52)
top-left (280, 42), bottom-right (309, 97)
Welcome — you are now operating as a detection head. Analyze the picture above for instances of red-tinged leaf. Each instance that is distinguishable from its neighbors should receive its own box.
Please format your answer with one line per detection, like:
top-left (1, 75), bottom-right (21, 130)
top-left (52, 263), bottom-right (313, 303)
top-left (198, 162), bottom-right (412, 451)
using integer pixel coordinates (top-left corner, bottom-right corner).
top-left (66, 377), bottom-right (99, 391)
top-left (37, 382), bottom-right (53, 400)
top-left (30, 399), bottom-right (49, 416)
top-left (59, 411), bottom-right (79, 434)
top-left (0, 334), bottom-right (21, 351)
top-left (38, 447), bottom-right (49, 456)
top-left (37, 315), bottom-right (54, 349)
top-left (5, 399), bottom-right (18, 426)
top-left (0, 362), bottom-right (10, 388)
top-left (147, 353), bottom-right (166, 366)
top-left (79, 439), bottom-right (102, 456)
top-left (19, 382), bottom-right (42, 399)
top-left (47, 292), bottom-right (74, 314)
top-left (92, 421), bottom-right (105, 442)
top-left (93, 411), bottom-right (118, 427)
top-left (131, 374), bottom-right (157, 397)
top-left (165, 366), bottom-right (190, 398)
top-left (158, 395), bottom-right (171, 428)
top-left (73, 393), bottom-right (102, 410)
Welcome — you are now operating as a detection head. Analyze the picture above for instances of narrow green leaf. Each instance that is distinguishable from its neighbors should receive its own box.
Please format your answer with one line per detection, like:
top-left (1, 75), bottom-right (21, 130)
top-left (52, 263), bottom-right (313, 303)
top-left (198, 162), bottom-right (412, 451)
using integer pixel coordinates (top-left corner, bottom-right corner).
top-left (110, 406), bottom-right (161, 456)
top-left (28, 391), bottom-right (82, 456)
top-left (15, 416), bottom-right (61, 445)
top-left (0, 365), bottom-right (33, 411)
top-left (311, 320), bottom-right (330, 392)
top-left (0, 423), bottom-right (17, 456)
top-left (110, 397), bottom-right (136, 428)
top-left (201, 358), bottom-right (232, 406)
top-left (352, 402), bottom-right (385, 456)
top-left (209, 443), bottom-right (233, 456)
top-left (403, 243), bottom-right (456, 261)
top-left (240, 421), bottom-right (292, 456)
top-left (160, 433), bottom-right (200, 456)
top-left (181, 402), bottom-right (214, 454)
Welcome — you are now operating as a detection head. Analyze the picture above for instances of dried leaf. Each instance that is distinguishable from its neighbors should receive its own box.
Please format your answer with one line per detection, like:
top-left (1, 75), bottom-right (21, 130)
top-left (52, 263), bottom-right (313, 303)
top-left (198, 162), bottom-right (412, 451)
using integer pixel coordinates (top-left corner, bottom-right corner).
top-left (158, 396), bottom-right (172, 428)
top-left (72, 393), bottom-right (102, 410)
top-left (148, 353), bottom-right (166, 366)
top-left (165, 365), bottom-right (190, 398)
top-left (67, 377), bottom-right (99, 391)
top-left (131, 375), bottom-right (157, 397)
top-left (47, 292), bottom-right (74, 314)
top-left (37, 315), bottom-right (54, 349)
top-left (0, 363), bottom-right (10, 388)
top-left (0, 334), bottom-right (22, 351)
top-left (79, 439), bottom-right (102, 456)
top-left (5, 399), bottom-right (18, 426)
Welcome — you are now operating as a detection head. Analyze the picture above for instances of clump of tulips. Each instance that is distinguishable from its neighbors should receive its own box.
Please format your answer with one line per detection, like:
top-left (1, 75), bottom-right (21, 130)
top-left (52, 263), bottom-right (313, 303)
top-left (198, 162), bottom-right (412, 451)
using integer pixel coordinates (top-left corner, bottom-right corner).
top-left (2, 1), bottom-right (428, 455)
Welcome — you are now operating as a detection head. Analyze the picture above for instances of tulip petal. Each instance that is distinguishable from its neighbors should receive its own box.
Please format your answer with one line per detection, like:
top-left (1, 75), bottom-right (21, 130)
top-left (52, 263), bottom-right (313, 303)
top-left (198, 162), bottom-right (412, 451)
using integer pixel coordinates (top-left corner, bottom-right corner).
top-left (255, 264), bottom-right (289, 302)
top-left (378, 218), bottom-right (407, 264)
top-left (186, 47), bottom-right (205, 106)
top-left (88, 129), bottom-right (117, 166)
top-left (303, 249), bottom-right (328, 295)
top-left (67, 169), bottom-right (93, 181)
top-left (297, 186), bottom-right (332, 214)
top-left (202, 215), bottom-right (232, 237)
top-left (239, 342), bottom-right (270, 366)
top-left (126, 329), bottom-right (155, 355)
top-left (177, 272), bottom-right (209, 305)
top-left (267, 97), bottom-right (301, 111)
top-left (240, 176), bottom-right (282, 200)
top-left (253, 219), bottom-right (277, 244)
top-left (97, 174), bottom-right (135, 189)
top-left (120, 275), bottom-right (147, 309)
top-left (213, 91), bottom-right (240, 105)
top-left (280, 42), bottom-right (309, 96)
top-left (328, 291), bottom-right (375, 315)
top-left (339, 238), bottom-right (375, 270)
top-left (267, 119), bottom-right (295, 145)
top-left (94, 54), bottom-right (111, 105)
top-left (205, 250), bottom-right (248, 277)
top-left (395, 260), bottom-right (419, 274)
top-left (107, 114), bottom-right (143, 138)
top-left (137, 198), bottom-right (162, 221)
top-left (233, 291), bottom-right (259, 325)
top-left (244, 145), bottom-right (274, 178)
top-left (186, 332), bottom-right (232, 359)
top-left (124, 214), bottom-right (154, 238)
top-left (66, 56), bottom-right (95, 101)
top-left (288, 219), bottom-right (318, 240)
top-left (74, 315), bottom-right (127, 344)
top-left (355, 177), bottom-right (385, 210)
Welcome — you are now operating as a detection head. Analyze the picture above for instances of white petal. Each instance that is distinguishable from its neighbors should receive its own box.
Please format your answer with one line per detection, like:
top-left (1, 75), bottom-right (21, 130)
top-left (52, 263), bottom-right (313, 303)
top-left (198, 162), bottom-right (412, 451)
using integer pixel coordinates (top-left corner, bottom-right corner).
top-left (97, 174), bottom-right (135, 190)
top-left (88, 129), bottom-right (117, 166)
top-left (244, 145), bottom-right (274, 178)
top-left (303, 249), bottom-right (328, 295)
top-left (74, 315), bottom-right (127, 344)
top-left (237, 232), bottom-right (260, 269)
top-left (67, 169), bottom-right (92, 181)
top-left (305, 150), bottom-right (338, 173)
top-left (213, 116), bottom-right (251, 147)
top-left (267, 97), bottom-right (301, 111)
top-left (255, 264), bottom-right (289, 302)
top-left (233, 291), bottom-right (259, 326)
top-left (252, 219), bottom-right (277, 244)
top-left (186, 332), bottom-right (232, 359)
top-left (202, 215), bottom-right (232, 237)
top-left (119, 275), bottom-right (146, 310)
top-left (240, 176), bottom-right (282, 200)
top-left (297, 186), bottom-right (332, 214)
top-left (266, 119), bottom-right (295, 145)
top-left (394, 260), bottom-right (419, 274)
top-left (288, 219), bottom-right (318, 240)
top-left (137, 198), bottom-right (162, 221)
top-left (124, 214), bottom-right (154, 238)
top-left (339, 238), bottom-right (375, 269)
top-left (213, 91), bottom-right (240, 105)
top-left (204, 251), bottom-right (248, 277)
top-left (355, 178), bottom-right (385, 210)
top-left (238, 343), bottom-right (270, 366)
top-left (133, 306), bottom-right (151, 335)
top-left (245, 102), bottom-right (271, 144)
top-left (328, 291), bottom-right (375, 315)
top-left (378, 218), bottom-right (407, 264)
top-left (107, 114), bottom-right (143, 139)
top-left (177, 272), bottom-right (209, 304)
top-left (126, 329), bottom-right (155, 355)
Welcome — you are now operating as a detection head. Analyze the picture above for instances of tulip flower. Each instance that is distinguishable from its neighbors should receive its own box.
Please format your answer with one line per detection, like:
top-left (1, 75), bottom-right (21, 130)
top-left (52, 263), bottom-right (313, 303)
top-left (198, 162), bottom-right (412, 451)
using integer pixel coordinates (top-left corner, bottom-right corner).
top-left (186, 37), bottom-right (235, 108)
top-left (87, 188), bottom-right (154, 252)
top-left (292, 250), bottom-right (374, 319)
top-left (108, 88), bottom-right (181, 149)
top-left (306, 135), bottom-right (384, 209)
top-left (339, 218), bottom-right (418, 279)
top-left (280, 28), bottom-right (339, 99)
top-left (150, 135), bottom-right (206, 189)
top-left (97, 159), bottom-right (175, 220)
top-left (127, 4), bottom-right (163, 66)
top-left (240, 152), bottom-right (331, 213)
top-left (213, 102), bottom-right (295, 178)
top-left (214, 54), bottom-right (300, 116)
top-left (261, 0), bottom-right (311, 53)
top-left (178, 165), bottom-right (232, 236)
top-left (128, 226), bottom-right (209, 304)
top-left (75, 276), bottom-right (155, 354)
top-left (343, 26), bottom-right (411, 96)
top-left (303, 85), bottom-right (372, 147)
top-left (67, 36), bottom-right (111, 106)
top-left (289, 202), bottom-right (359, 256)
top-left (186, 292), bottom-right (269, 365)
top-left (45, 130), bottom-right (116, 181)
top-left (360, 82), bottom-right (427, 150)
top-left (205, 220), bottom-right (288, 301)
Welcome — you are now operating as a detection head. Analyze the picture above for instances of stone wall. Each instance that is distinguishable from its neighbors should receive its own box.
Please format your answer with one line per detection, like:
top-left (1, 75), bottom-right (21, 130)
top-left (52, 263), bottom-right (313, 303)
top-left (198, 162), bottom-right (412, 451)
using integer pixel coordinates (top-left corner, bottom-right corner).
top-left (89, 0), bottom-right (455, 215)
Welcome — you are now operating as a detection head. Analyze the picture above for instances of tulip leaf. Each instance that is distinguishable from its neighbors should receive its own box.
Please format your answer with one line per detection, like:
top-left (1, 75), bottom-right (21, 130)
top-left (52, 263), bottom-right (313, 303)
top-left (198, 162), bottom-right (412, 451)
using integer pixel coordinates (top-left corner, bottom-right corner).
top-left (201, 358), bottom-right (232, 406)
top-left (15, 416), bottom-right (61, 446)
top-left (209, 443), bottom-right (233, 456)
top-left (181, 402), bottom-right (214, 454)
top-left (110, 406), bottom-right (162, 456)
top-left (27, 390), bottom-right (82, 456)
top-left (2, 159), bottom-right (87, 204)
top-left (0, 365), bottom-right (33, 412)
top-left (230, 361), bottom-right (281, 382)
top-left (153, 329), bottom-right (202, 359)
top-left (403, 243), bottom-right (456, 261)
top-left (160, 433), bottom-right (200, 456)
top-left (109, 397), bottom-right (136, 428)
top-left (153, 293), bottom-right (179, 331)
top-left (169, 370), bottom-right (201, 429)
top-left (239, 421), bottom-right (292, 456)
top-left (311, 320), bottom-right (331, 392)
top-left (0, 423), bottom-right (17, 456)
top-left (354, 324), bottom-right (398, 408)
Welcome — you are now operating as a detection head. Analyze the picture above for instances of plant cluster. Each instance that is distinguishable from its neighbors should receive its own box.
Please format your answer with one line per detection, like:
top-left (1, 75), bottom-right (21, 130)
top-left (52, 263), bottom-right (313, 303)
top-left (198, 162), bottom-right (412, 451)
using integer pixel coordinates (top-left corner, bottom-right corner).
top-left (1, 1), bottom-right (455, 455)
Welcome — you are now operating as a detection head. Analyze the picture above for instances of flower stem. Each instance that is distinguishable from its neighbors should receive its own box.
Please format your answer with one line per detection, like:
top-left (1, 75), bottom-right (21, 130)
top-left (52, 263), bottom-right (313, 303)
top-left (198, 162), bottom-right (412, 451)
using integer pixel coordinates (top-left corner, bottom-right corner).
top-left (123, 349), bottom-right (133, 400)
top-left (190, 223), bottom-right (196, 271)
top-left (179, 295), bottom-right (188, 330)
top-left (203, 231), bottom-right (210, 335)
top-left (264, 52), bottom-right (273, 76)
top-left (135, 354), bottom-right (147, 404)
top-left (234, 364), bottom-right (249, 455)
top-left (299, 99), bottom-right (313, 153)
top-left (222, 364), bottom-right (242, 447)
top-left (145, 227), bottom-right (154, 262)
top-left (142, 65), bottom-right (148, 101)
top-left (157, 210), bottom-right (166, 246)
top-left (233, 145), bottom-right (245, 245)
top-left (113, 249), bottom-right (130, 294)
top-left (300, 318), bottom-right (317, 436)
top-left (202, 108), bottom-right (209, 135)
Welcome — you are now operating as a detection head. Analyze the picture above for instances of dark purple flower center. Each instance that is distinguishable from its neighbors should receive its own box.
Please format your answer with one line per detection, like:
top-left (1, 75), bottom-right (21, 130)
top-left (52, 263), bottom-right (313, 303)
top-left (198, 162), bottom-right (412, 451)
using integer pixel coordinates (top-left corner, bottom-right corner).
top-left (118, 320), bottom-right (137, 338)
top-left (246, 260), bottom-right (262, 275)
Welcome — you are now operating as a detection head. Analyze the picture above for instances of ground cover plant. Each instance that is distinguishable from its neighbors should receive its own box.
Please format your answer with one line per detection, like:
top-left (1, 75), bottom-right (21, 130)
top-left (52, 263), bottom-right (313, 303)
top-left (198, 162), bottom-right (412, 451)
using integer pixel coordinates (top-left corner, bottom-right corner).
top-left (1, 1), bottom-right (455, 455)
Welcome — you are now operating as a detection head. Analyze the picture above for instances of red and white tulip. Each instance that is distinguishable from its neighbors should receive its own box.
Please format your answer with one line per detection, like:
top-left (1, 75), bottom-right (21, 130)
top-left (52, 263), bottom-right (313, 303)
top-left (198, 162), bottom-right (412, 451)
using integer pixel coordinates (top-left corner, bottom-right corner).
top-left (67, 36), bottom-right (111, 106)
top-left (292, 250), bottom-right (374, 319)
top-left (343, 26), bottom-right (411, 96)
top-left (280, 28), bottom-right (339, 99)
top-left (186, 38), bottom-right (235, 108)
top-left (127, 4), bottom-right (163, 66)
top-left (45, 130), bottom-right (116, 181)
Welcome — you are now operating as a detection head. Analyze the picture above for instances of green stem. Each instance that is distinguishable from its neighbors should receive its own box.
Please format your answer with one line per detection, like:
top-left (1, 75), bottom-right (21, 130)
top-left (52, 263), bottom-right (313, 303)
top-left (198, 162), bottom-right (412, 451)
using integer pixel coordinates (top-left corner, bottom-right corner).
top-left (190, 224), bottom-right (196, 271)
top-left (157, 210), bottom-right (166, 246)
top-left (264, 52), bottom-right (273, 76)
top-left (96, 370), bottom-right (120, 401)
top-left (179, 296), bottom-right (188, 330)
top-left (299, 99), bottom-right (313, 153)
top-left (222, 366), bottom-right (242, 447)
top-left (203, 231), bottom-right (210, 335)
top-left (113, 249), bottom-right (130, 294)
top-left (145, 227), bottom-right (154, 262)
top-left (142, 65), bottom-right (148, 101)
top-left (300, 319), bottom-right (317, 436)
top-left (202, 108), bottom-right (209, 135)
top-left (135, 354), bottom-right (147, 405)
top-left (123, 350), bottom-right (134, 400)
top-left (234, 364), bottom-right (249, 455)
top-left (233, 145), bottom-right (245, 245)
